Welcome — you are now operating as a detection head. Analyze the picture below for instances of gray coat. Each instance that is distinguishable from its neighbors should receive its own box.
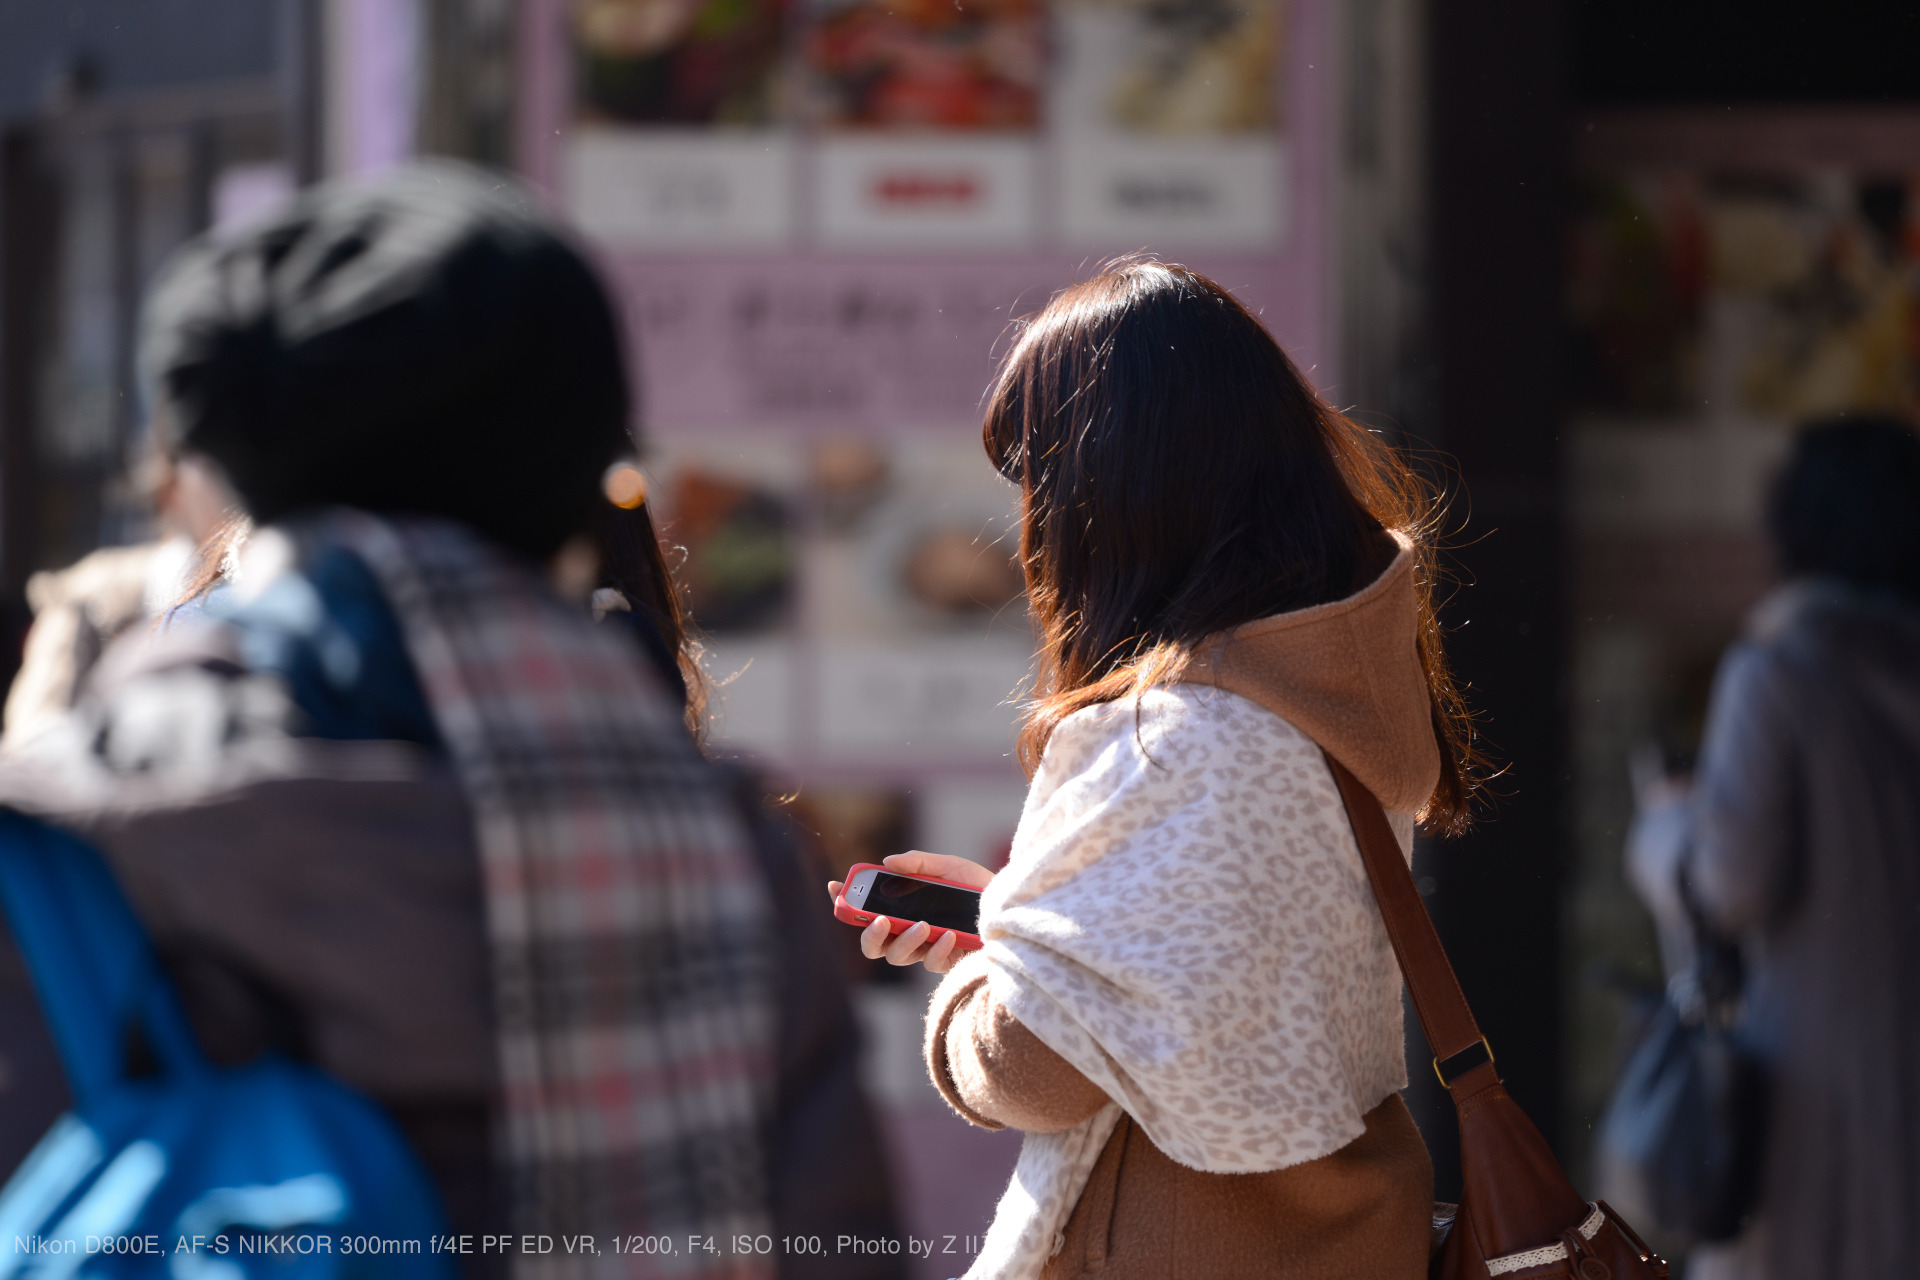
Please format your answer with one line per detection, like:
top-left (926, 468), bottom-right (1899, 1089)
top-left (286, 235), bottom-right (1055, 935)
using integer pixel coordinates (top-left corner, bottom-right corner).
top-left (1687, 580), bottom-right (1920, 1280)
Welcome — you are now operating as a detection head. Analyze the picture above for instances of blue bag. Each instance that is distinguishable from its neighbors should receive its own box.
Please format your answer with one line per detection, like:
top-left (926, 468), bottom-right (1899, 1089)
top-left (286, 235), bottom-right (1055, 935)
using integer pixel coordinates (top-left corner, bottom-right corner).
top-left (1596, 874), bottom-right (1766, 1242)
top-left (0, 811), bottom-right (457, 1280)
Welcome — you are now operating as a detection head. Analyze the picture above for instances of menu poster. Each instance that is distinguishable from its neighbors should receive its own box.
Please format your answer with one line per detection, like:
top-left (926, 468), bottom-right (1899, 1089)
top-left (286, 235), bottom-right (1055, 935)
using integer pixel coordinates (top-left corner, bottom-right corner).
top-left (529, 0), bottom-right (1328, 793)
top-left (574, 0), bottom-right (789, 125)
top-left (807, 0), bottom-right (1043, 245)
top-left (567, 0), bottom-right (796, 246)
top-left (1053, 0), bottom-right (1286, 249)
top-left (561, 0), bottom-right (1288, 251)
top-left (1568, 172), bottom-right (1920, 422)
top-left (805, 0), bottom-right (1041, 130)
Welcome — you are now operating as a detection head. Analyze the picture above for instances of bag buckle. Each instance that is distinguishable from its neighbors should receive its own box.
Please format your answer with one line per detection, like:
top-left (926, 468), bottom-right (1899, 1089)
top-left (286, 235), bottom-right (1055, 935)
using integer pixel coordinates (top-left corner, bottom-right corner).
top-left (1432, 1035), bottom-right (1495, 1088)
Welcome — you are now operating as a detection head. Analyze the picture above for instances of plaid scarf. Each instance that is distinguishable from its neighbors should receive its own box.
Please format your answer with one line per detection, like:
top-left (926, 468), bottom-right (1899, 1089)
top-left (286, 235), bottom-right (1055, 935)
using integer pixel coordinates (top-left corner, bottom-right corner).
top-left (330, 513), bottom-right (777, 1279)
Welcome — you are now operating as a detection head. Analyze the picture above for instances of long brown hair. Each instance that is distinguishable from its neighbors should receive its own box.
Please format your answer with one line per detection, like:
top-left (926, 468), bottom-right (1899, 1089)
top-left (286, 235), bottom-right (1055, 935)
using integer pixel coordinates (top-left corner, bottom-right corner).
top-left (591, 499), bottom-right (712, 744)
top-left (984, 261), bottom-right (1483, 833)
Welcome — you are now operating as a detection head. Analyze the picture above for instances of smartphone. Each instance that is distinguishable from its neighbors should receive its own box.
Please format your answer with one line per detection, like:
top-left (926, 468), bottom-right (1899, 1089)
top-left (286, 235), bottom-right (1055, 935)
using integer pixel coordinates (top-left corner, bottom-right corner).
top-left (833, 862), bottom-right (985, 952)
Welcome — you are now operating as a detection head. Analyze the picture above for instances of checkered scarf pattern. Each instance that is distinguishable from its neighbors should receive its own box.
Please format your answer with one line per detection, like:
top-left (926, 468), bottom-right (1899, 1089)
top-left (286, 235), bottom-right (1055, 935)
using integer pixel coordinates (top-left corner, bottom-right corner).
top-left (330, 513), bottom-right (778, 1280)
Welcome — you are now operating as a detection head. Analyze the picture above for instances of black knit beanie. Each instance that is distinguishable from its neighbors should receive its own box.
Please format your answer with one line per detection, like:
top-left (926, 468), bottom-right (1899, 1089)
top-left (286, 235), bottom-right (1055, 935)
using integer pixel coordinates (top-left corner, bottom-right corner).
top-left (140, 160), bottom-right (632, 560)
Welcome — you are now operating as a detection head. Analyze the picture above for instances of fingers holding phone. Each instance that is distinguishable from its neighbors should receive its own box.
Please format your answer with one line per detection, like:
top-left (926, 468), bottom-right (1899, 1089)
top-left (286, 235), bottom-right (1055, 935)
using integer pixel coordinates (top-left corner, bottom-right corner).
top-left (829, 855), bottom-right (992, 974)
top-left (878, 850), bottom-right (995, 890)
top-left (861, 915), bottom-right (963, 972)
top-left (866, 851), bottom-right (991, 972)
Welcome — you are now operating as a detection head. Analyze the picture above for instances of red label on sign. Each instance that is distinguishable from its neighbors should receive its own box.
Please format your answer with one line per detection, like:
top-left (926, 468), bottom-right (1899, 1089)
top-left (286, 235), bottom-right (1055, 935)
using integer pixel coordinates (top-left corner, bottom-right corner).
top-left (873, 173), bottom-right (981, 207)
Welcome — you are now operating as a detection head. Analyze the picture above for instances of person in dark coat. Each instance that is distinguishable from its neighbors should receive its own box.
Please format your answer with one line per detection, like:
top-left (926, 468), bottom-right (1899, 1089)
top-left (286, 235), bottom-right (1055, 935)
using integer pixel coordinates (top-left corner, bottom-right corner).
top-left (1641, 417), bottom-right (1920, 1279)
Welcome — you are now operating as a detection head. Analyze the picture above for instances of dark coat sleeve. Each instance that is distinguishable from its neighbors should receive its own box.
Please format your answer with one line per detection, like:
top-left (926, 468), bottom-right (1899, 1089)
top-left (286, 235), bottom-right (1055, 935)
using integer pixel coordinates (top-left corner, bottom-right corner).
top-left (729, 770), bottom-right (905, 1280)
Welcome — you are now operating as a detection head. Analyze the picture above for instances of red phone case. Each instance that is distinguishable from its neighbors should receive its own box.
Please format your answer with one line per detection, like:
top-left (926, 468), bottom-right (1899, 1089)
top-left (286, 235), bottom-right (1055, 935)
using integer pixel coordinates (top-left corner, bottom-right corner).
top-left (833, 862), bottom-right (985, 952)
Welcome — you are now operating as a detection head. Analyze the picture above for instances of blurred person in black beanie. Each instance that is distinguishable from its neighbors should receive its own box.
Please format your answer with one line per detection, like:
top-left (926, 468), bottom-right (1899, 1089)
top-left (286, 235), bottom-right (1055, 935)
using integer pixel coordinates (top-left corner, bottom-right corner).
top-left (0, 161), bottom-right (899, 1280)
top-left (140, 162), bottom-right (629, 560)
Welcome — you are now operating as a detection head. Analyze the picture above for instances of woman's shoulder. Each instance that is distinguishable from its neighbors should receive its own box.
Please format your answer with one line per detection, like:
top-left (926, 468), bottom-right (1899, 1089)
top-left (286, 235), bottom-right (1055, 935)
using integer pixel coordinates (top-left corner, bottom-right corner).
top-left (1051, 682), bottom-right (1314, 750)
top-left (1033, 683), bottom-right (1321, 803)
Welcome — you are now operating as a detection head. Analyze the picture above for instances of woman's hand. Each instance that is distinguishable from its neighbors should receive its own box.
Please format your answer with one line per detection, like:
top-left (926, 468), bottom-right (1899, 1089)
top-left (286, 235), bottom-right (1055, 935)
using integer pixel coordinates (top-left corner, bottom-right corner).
top-left (826, 851), bottom-right (996, 975)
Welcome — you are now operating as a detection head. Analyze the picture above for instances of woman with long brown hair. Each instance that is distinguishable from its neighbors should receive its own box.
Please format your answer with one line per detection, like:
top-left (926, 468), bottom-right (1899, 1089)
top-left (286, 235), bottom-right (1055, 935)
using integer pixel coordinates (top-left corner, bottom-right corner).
top-left (831, 260), bottom-right (1479, 1278)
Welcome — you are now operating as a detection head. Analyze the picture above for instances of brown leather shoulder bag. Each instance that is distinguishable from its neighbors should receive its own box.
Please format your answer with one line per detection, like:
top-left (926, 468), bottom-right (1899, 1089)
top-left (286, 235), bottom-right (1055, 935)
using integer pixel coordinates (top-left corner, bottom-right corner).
top-left (1326, 754), bottom-right (1670, 1280)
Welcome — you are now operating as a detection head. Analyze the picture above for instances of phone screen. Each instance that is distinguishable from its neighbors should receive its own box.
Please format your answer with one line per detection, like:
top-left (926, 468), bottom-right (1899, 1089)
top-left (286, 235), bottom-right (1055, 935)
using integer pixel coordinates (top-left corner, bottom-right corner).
top-left (863, 872), bottom-right (981, 935)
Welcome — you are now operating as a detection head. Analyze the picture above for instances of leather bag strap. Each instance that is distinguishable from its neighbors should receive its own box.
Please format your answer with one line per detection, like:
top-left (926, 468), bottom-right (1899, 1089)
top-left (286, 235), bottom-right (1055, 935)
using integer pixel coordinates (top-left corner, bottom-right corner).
top-left (1324, 754), bottom-right (1669, 1275)
top-left (1322, 753), bottom-right (1486, 1071)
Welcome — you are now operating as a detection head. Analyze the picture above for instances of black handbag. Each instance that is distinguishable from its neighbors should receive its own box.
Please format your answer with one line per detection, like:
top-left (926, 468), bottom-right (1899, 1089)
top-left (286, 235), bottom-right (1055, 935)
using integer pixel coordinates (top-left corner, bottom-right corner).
top-left (1596, 871), bottom-right (1767, 1241)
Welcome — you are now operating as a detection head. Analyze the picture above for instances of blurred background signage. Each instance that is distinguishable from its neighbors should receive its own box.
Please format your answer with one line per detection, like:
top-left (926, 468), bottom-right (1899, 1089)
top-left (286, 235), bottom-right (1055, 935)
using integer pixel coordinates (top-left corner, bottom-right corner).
top-left (560, 0), bottom-right (1284, 250)
top-left (508, 0), bottom-right (1316, 902)
top-left (518, 5), bottom-right (1316, 1249)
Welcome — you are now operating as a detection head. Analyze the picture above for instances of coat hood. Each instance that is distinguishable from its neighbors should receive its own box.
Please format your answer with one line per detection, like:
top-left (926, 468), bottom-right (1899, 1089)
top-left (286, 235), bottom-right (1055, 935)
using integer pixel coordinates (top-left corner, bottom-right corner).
top-left (1184, 532), bottom-right (1441, 815)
